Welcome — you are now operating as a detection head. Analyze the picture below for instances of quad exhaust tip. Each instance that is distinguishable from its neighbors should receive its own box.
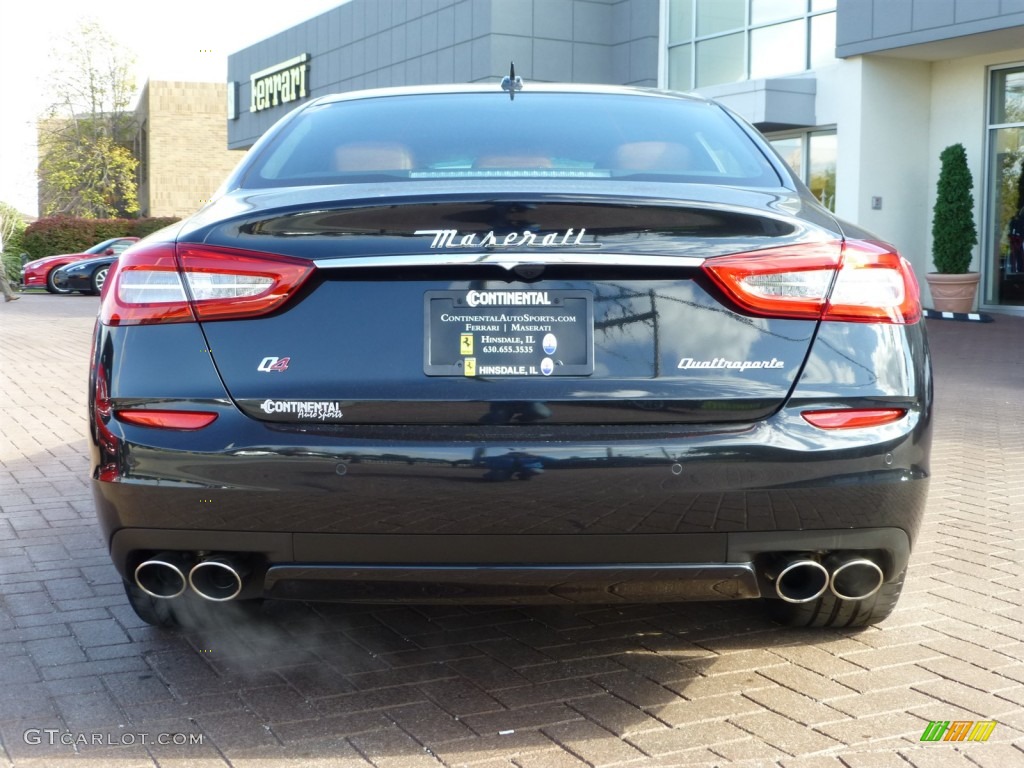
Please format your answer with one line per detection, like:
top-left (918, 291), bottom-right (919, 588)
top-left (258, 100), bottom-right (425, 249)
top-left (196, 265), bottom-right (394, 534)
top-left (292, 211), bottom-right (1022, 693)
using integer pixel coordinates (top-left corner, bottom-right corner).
top-left (774, 559), bottom-right (830, 604)
top-left (828, 557), bottom-right (884, 601)
top-left (134, 553), bottom-right (248, 601)
top-left (772, 554), bottom-right (885, 603)
top-left (134, 554), bottom-right (189, 599)
top-left (188, 557), bottom-right (245, 602)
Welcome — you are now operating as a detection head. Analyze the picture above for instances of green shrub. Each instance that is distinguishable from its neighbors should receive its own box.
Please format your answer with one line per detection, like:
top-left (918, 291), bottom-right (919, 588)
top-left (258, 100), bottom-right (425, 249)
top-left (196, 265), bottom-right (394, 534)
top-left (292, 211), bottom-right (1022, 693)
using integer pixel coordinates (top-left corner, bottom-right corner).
top-left (22, 217), bottom-right (97, 259)
top-left (22, 216), bottom-right (181, 260)
top-left (931, 143), bottom-right (978, 273)
top-left (132, 217), bottom-right (181, 238)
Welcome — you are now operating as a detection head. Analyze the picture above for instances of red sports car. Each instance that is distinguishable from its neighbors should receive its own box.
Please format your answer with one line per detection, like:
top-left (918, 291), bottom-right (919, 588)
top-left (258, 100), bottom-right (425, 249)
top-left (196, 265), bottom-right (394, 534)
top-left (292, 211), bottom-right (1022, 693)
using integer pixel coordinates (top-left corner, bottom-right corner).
top-left (21, 237), bottom-right (139, 294)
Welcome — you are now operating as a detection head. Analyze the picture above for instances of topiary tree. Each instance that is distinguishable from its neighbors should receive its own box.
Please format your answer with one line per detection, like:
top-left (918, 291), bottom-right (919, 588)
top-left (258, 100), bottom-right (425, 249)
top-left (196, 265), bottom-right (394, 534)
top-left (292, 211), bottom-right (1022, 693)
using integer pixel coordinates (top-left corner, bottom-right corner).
top-left (1017, 161), bottom-right (1024, 211)
top-left (931, 143), bottom-right (978, 273)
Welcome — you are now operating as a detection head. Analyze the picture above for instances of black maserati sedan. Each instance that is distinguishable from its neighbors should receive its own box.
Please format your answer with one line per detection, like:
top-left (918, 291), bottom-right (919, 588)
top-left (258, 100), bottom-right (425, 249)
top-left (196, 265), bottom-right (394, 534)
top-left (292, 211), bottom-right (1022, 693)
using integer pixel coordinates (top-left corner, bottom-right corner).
top-left (89, 82), bottom-right (931, 628)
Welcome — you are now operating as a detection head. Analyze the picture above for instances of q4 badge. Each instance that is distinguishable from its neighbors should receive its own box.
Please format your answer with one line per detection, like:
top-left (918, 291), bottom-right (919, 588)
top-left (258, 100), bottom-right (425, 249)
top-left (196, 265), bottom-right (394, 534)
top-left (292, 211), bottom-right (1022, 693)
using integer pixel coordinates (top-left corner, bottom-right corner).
top-left (257, 356), bottom-right (290, 373)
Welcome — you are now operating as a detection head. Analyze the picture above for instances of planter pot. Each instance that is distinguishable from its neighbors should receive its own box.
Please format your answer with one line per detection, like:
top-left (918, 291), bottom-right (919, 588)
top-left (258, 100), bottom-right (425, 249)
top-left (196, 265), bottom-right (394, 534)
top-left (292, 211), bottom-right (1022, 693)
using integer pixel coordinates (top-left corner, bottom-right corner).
top-left (925, 272), bottom-right (980, 313)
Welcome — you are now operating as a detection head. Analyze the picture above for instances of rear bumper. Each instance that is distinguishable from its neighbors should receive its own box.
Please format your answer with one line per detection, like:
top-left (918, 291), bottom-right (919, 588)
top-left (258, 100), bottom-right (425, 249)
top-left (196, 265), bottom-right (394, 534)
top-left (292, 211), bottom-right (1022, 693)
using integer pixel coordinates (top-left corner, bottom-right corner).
top-left (94, 406), bottom-right (928, 604)
top-left (92, 403), bottom-right (930, 533)
top-left (106, 525), bottom-right (911, 604)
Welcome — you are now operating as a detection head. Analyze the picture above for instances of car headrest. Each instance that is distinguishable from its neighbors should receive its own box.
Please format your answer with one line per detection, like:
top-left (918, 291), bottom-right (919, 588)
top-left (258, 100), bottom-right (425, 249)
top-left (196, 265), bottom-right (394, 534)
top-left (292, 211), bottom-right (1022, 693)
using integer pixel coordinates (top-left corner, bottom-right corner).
top-left (334, 142), bottom-right (414, 171)
top-left (615, 141), bottom-right (692, 172)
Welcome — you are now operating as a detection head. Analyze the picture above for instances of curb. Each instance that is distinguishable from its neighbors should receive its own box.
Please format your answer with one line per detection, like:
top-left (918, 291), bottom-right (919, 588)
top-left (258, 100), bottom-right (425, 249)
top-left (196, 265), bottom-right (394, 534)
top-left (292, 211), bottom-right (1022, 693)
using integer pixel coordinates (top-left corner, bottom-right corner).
top-left (922, 308), bottom-right (994, 322)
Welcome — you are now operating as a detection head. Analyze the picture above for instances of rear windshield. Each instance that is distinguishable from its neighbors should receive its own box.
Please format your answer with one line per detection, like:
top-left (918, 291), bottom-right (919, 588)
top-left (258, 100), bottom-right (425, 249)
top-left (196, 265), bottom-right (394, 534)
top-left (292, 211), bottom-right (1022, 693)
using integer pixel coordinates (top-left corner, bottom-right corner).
top-left (241, 92), bottom-right (783, 189)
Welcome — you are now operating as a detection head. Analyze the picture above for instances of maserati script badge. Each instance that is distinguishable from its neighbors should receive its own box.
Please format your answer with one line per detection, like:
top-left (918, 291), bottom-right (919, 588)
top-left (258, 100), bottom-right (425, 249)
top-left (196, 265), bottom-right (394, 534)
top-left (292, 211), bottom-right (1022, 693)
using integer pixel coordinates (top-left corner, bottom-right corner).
top-left (415, 228), bottom-right (591, 249)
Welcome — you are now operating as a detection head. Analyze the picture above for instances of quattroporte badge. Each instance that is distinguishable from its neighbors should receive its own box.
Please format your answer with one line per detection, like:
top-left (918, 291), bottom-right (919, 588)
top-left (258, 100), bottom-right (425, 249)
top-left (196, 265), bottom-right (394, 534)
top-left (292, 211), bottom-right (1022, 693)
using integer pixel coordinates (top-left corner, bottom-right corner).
top-left (677, 357), bottom-right (785, 372)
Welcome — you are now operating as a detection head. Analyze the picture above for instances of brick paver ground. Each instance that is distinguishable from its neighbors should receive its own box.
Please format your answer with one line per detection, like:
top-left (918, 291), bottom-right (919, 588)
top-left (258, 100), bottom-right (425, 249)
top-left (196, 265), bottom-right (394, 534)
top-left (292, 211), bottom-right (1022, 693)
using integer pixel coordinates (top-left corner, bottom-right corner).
top-left (1, 293), bottom-right (1022, 767)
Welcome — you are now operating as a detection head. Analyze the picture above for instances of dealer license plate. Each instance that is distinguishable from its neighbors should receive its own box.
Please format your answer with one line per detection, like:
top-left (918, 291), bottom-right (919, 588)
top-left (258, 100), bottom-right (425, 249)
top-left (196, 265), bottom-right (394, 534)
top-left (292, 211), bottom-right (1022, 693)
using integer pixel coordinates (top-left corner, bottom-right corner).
top-left (424, 290), bottom-right (594, 377)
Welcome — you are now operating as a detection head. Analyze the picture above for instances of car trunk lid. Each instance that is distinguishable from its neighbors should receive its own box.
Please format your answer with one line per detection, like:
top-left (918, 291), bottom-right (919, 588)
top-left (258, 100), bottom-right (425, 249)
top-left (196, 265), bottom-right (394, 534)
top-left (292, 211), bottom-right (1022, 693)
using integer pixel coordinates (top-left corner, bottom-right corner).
top-left (184, 192), bottom-right (835, 426)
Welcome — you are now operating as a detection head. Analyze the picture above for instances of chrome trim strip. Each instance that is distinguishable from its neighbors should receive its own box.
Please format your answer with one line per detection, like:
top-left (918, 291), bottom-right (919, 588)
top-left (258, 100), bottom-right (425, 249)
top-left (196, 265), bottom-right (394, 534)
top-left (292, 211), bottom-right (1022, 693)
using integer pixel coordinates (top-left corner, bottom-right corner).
top-left (313, 252), bottom-right (705, 271)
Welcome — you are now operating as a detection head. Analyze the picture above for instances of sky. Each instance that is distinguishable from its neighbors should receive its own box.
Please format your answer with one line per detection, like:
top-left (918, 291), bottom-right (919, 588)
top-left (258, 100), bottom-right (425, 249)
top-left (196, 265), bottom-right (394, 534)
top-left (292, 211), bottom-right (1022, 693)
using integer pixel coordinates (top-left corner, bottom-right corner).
top-left (0, 0), bottom-right (347, 217)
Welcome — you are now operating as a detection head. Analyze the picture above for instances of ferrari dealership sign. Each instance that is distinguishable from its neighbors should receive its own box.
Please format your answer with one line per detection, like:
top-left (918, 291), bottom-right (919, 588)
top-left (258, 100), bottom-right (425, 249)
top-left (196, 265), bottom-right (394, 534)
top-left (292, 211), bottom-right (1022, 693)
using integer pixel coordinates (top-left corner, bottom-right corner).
top-left (250, 54), bottom-right (309, 113)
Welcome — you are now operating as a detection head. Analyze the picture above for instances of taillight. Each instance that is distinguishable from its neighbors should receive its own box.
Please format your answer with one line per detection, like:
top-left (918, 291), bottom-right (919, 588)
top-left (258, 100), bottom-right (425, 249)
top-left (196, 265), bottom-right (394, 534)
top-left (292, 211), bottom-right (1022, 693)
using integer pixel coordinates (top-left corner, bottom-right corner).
top-left (701, 241), bottom-right (841, 319)
top-left (100, 243), bottom-right (313, 326)
top-left (115, 410), bottom-right (219, 430)
top-left (824, 240), bottom-right (921, 324)
top-left (702, 239), bottom-right (920, 324)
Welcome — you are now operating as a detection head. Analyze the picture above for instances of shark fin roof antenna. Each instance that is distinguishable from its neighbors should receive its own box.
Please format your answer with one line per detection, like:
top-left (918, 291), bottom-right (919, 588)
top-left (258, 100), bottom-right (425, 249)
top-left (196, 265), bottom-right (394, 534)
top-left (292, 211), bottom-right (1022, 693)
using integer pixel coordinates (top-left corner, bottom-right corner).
top-left (500, 61), bottom-right (524, 100)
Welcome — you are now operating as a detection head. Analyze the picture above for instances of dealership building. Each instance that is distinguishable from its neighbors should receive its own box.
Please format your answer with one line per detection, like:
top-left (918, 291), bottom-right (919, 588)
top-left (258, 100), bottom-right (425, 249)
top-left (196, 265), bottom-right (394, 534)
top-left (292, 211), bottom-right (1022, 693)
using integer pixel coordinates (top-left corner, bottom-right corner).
top-left (226, 0), bottom-right (1024, 311)
top-left (133, 81), bottom-right (246, 218)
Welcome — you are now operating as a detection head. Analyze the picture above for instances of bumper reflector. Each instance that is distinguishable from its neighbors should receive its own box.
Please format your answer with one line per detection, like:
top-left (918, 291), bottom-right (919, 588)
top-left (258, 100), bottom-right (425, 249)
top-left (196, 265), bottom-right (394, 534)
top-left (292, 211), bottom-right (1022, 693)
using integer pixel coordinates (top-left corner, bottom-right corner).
top-left (115, 410), bottom-right (219, 430)
top-left (801, 409), bottom-right (907, 429)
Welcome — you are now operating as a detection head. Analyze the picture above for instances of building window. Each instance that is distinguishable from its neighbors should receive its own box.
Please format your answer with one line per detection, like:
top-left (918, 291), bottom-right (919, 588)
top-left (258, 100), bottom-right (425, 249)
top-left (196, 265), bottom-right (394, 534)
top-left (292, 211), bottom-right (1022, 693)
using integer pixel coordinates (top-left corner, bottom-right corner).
top-left (135, 121), bottom-right (148, 185)
top-left (750, 20), bottom-right (805, 80)
top-left (985, 65), bottom-right (1024, 307)
top-left (769, 129), bottom-right (836, 211)
top-left (697, 0), bottom-right (744, 36)
top-left (667, 0), bottom-right (836, 91)
top-left (696, 33), bottom-right (745, 87)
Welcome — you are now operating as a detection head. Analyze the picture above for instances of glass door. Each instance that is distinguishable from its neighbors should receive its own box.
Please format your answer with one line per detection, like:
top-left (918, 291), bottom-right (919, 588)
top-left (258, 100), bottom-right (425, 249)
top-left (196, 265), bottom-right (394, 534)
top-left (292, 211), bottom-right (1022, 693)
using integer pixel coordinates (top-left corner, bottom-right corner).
top-left (985, 65), bottom-right (1024, 307)
top-left (768, 129), bottom-right (836, 211)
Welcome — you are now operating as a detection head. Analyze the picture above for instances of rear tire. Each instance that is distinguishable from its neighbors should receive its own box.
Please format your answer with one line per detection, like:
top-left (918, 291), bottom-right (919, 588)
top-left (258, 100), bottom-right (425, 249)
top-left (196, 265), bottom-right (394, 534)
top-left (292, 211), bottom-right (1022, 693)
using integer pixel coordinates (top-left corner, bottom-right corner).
top-left (122, 579), bottom-right (264, 628)
top-left (123, 579), bottom-right (180, 627)
top-left (766, 569), bottom-right (905, 628)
